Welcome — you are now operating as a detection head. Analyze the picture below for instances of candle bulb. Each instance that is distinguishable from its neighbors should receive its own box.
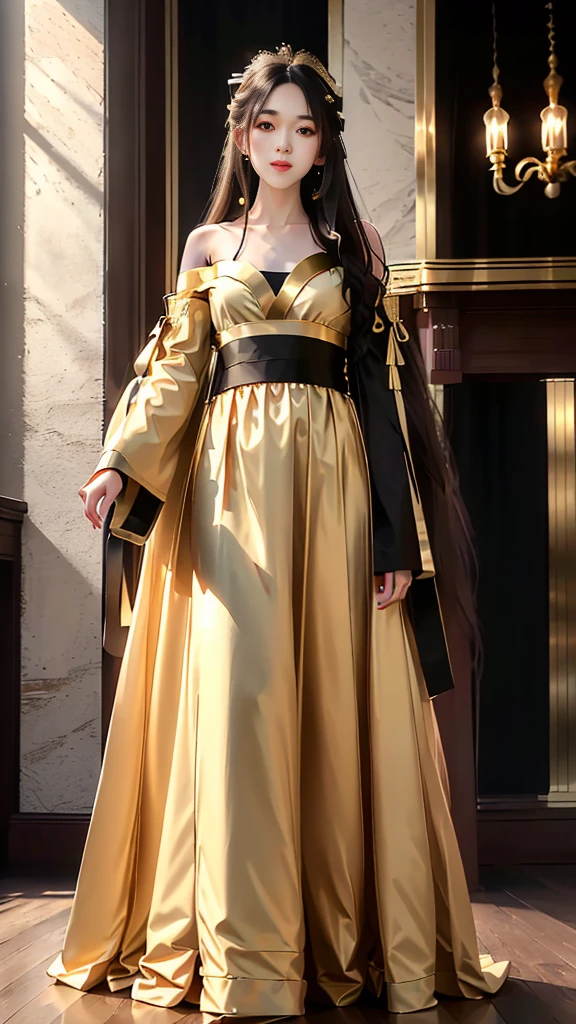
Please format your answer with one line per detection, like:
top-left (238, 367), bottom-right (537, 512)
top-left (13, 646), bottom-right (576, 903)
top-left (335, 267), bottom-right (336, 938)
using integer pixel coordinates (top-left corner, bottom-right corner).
top-left (541, 103), bottom-right (568, 151)
top-left (483, 104), bottom-right (510, 156)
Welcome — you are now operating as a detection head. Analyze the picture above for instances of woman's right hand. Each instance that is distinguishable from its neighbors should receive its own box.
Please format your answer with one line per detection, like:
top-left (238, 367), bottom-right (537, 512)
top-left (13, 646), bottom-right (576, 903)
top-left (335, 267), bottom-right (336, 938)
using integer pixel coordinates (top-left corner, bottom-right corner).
top-left (78, 469), bottom-right (124, 529)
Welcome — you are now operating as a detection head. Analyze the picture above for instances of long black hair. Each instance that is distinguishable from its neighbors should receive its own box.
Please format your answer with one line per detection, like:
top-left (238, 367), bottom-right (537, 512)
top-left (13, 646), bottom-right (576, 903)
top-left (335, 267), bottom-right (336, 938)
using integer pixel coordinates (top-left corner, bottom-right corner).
top-left (197, 46), bottom-right (481, 683)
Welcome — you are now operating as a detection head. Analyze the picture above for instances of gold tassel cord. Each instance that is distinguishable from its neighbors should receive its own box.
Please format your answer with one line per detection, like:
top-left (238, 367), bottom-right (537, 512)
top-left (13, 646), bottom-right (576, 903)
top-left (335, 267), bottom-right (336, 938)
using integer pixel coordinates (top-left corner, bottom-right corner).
top-left (377, 292), bottom-right (410, 392)
top-left (386, 326), bottom-right (406, 391)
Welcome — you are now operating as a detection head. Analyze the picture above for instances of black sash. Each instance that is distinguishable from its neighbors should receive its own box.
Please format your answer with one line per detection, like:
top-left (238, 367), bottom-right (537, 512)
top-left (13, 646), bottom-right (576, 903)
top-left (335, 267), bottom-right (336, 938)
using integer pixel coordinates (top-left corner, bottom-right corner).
top-left (211, 335), bottom-right (348, 398)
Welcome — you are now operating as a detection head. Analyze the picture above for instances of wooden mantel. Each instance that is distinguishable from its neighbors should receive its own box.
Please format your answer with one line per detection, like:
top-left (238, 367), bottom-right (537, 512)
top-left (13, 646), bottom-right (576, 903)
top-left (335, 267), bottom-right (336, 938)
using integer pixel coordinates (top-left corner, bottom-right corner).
top-left (387, 257), bottom-right (576, 384)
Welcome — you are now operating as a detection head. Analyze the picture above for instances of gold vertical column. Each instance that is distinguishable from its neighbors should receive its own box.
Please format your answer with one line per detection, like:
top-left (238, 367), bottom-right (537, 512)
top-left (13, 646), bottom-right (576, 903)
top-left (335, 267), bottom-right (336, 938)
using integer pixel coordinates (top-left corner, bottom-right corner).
top-left (416, 0), bottom-right (436, 260)
top-left (547, 378), bottom-right (576, 794)
top-left (328, 0), bottom-right (344, 88)
top-left (165, 0), bottom-right (179, 292)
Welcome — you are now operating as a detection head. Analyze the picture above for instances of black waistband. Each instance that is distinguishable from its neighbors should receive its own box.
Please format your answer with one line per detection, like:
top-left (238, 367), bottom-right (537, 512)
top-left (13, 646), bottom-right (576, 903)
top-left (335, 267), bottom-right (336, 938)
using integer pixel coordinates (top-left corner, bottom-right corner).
top-left (210, 335), bottom-right (348, 398)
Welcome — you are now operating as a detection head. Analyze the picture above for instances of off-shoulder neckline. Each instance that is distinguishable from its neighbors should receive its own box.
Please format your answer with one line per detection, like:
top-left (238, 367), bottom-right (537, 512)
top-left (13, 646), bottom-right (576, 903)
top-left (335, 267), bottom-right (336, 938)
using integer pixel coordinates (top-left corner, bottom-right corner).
top-left (176, 252), bottom-right (341, 319)
top-left (207, 253), bottom-right (327, 275)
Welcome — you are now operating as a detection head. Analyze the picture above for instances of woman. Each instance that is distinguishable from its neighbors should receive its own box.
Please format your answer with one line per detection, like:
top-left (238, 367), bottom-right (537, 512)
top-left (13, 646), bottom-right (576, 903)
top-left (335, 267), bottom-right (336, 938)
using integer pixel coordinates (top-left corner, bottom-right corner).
top-left (48, 44), bottom-right (509, 1018)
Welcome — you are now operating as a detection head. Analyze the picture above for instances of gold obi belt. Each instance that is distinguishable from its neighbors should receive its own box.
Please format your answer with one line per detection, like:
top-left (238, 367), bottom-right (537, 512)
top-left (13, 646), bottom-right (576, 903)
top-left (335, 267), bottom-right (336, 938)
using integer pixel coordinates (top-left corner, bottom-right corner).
top-left (209, 320), bottom-right (349, 399)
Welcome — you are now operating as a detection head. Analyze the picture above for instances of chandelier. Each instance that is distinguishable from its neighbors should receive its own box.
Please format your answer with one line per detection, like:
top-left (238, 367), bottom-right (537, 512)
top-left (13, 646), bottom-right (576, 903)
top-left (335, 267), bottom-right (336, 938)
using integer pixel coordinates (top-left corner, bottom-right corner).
top-left (483, 2), bottom-right (576, 198)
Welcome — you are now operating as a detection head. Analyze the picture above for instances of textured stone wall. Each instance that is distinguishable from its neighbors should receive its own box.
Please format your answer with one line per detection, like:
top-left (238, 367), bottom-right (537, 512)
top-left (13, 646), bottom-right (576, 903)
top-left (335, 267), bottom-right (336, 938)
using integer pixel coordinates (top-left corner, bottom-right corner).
top-left (342, 0), bottom-right (417, 263)
top-left (17, 0), bottom-right (104, 812)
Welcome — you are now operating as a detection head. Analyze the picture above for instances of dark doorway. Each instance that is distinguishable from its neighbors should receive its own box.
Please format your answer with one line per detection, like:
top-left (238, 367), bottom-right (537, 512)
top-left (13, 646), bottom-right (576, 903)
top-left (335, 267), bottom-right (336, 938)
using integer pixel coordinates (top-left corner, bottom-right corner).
top-left (448, 379), bottom-right (550, 797)
top-left (177, 1), bottom-right (329, 255)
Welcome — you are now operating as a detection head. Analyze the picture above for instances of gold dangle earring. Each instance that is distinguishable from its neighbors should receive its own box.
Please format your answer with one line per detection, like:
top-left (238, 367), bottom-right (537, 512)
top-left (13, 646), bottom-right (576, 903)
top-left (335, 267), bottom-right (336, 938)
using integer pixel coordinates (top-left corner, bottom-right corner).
top-left (238, 151), bottom-right (249, 205)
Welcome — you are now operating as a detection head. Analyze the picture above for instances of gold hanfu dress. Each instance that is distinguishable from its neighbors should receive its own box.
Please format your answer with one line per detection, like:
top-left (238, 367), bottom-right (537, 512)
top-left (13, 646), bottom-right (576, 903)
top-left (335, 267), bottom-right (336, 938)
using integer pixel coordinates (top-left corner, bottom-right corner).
top-left (48, 253), bottom-right (509, 1015)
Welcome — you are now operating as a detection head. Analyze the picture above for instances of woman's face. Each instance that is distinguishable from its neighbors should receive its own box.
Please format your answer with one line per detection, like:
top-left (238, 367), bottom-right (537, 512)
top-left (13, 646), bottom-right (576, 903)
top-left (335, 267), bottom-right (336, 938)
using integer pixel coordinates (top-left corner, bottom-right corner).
top-left (238, 82), bottom-right (325, 190)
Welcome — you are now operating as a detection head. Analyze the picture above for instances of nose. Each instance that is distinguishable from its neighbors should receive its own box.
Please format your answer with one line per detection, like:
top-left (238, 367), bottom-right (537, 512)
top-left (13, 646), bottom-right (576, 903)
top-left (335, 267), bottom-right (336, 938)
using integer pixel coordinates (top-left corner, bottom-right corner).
top-left (275, 130), bottom-right (292, 154)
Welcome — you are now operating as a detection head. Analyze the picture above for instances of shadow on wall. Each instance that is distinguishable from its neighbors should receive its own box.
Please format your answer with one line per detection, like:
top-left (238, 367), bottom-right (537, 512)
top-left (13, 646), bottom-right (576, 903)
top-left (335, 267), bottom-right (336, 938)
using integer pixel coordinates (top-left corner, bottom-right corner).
top-left (0, 2), bottom-right (25, 500)
top-left (20, 518), bottom-right (102, 814)
top-left (53, 0), bottom-right (103, 44)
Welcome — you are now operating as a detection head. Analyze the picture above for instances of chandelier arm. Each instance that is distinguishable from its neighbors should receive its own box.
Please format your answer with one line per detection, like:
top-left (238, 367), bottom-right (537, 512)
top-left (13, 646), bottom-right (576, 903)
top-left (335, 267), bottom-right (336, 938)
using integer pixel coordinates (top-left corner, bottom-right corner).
top-left (513, 158), bottom-right (546, 183)
top-left (492, 174), bottom-right (525, 195)
top-left (556, 160), bottom-right (576, 182)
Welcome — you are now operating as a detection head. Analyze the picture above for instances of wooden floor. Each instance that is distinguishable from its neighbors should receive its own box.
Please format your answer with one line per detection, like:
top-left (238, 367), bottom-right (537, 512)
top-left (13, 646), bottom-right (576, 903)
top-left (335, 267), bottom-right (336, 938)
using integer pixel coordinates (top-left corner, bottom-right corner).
top-left (1, 866), bottom-right (575, 1023)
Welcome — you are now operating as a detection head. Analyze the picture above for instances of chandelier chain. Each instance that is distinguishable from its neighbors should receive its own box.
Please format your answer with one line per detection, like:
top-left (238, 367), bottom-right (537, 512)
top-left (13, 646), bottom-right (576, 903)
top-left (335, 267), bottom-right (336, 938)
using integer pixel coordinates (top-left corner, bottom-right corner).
top-left (546, 3), bottom-right (558, 72)
top-left (491, 1), bottom-right (500, 85)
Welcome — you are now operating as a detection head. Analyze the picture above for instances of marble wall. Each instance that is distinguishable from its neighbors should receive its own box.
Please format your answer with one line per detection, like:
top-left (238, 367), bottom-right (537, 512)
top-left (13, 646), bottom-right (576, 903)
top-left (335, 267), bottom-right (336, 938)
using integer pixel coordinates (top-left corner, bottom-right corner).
top-left (8, 0), bottom-right (105, 812)
top-left (1, 0), bottom-right (418, 816)
top-left (342, 0), bottom-right (417, 263)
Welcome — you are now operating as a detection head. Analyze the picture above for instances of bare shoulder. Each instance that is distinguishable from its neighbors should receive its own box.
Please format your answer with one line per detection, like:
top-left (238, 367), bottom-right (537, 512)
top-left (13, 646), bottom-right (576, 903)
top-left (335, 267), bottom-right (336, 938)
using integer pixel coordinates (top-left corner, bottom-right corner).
top-left (360, 219), bottom-right (386, 279)
top-left (179, 224), bottom-right (219, 273)
top-left (180, 220), bottom-right (245, 272)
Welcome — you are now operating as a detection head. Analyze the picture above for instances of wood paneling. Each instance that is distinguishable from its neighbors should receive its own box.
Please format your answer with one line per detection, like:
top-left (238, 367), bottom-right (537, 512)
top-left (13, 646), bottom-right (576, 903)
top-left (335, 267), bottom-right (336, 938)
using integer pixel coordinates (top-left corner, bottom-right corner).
top-left (103, 0), bottom-right (169, 736)
top-left (461, 305), bottom-right (576, 375)
top-left (104, 0), bottom-right (168, 421)
top-left (478, 806), bottom-right (576, 866)
top-left (8, 815), bottom-right (89, 874)
top-left (0, 497), bottom-right (27, 871)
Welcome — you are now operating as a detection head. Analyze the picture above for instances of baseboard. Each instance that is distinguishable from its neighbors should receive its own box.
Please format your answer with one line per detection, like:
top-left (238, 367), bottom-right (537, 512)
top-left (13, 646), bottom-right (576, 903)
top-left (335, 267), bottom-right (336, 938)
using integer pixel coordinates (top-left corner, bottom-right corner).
top-left (7, 808), bottom-right (576, 874)
top-left (8, 813), bottom-right (90, 873)
top-left (477, 804), bottom-right (576, 865)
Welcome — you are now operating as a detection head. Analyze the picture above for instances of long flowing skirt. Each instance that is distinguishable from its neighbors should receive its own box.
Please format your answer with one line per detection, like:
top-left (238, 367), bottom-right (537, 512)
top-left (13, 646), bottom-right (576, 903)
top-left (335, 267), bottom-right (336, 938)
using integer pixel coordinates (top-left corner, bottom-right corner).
top-left (48, 382), bottom-right (509, 1015)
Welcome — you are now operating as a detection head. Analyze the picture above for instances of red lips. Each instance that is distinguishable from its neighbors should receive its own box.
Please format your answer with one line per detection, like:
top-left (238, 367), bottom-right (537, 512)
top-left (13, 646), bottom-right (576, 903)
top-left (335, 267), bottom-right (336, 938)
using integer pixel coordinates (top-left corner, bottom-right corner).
top-left (271, 161), bottom-right (292, 168)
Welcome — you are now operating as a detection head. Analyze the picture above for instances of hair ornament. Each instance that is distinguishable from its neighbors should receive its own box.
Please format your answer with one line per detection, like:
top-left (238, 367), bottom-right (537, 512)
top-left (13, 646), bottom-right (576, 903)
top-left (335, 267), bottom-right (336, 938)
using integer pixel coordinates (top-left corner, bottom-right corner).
top-left (228, 43), bottom-right (343, 103)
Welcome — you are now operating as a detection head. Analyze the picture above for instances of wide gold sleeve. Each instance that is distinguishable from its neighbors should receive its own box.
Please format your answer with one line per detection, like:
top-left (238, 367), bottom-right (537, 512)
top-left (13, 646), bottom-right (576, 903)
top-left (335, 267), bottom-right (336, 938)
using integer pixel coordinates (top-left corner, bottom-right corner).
top-left (84, 270), bottom-right (213, 544)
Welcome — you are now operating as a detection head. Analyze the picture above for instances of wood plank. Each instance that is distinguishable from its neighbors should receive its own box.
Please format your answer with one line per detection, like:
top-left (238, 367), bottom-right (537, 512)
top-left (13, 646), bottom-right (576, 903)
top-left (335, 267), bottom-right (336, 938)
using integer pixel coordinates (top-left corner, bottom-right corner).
top-left (0, 898), bottom-right (73, 943)
top-left (495, 882), bottom-right (576, 932)
top-left (0, 880), bottom-right (75, 900)
top-left (2, 872), bottom-right (576, 1024)
top-left (481, 865), bottom-right (576, 912)
top-left (0, 897), bottom-right (29, 917)
top-left (108, 997), bottom-right (201, 1023)
top-left (0, 954), bottom-right (60, 1020)
top-left (439, 1000), bottom-right (507, 1024)
top-left (490, 977), bottom-right (567, 1024)
top-left (530, 866), bottom-right (576, 899)
top-left (476, 888), bottom-right (576, 969)
top-left (294, 1002), bottom-right (459, 1024)
top-left (473, 894), bottom-right (576, 995)
top-left (472, 902), bottom-right (542, 982)
top-left (520, 978), bottom-right (576, 1024)
top-left (473, 894), bottom-right (576, 1022)
top-left (3, 981), bottom-right (86, 1024)
top-left (0, 922), bottom-right (66, 988)
top-left (0, 908), bottom-right (70, 964)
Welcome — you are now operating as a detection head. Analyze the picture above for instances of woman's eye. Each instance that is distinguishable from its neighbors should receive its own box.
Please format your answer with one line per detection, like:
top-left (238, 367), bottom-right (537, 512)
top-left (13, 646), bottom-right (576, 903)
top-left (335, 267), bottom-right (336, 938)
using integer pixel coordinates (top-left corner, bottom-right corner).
top-left (254, 122), bottom-right (316, 135)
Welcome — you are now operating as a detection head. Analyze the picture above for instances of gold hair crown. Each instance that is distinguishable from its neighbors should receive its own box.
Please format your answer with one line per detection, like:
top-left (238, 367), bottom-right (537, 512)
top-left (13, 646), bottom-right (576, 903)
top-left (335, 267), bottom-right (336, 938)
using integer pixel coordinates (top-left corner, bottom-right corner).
top-left (228, 43), bottom-right (342, 98)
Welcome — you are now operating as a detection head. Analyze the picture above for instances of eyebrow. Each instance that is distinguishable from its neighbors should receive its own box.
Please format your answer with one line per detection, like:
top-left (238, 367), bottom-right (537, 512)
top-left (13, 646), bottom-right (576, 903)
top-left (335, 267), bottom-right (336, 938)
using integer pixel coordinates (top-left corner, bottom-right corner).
top-left (257, 108), bottom-right (315, 122)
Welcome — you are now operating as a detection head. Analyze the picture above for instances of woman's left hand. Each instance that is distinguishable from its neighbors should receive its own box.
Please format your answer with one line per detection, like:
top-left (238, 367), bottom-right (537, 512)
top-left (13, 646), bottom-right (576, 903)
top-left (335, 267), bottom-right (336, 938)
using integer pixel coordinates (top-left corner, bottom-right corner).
top-left (375, 570), bottom-right (412, 610)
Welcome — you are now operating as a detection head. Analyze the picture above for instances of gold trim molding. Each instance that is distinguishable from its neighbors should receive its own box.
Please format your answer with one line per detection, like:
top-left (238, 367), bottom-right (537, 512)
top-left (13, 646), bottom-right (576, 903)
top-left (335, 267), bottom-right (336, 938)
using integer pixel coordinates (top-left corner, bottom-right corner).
top-left (546, 379), bottom-right (576, 795)
top-left (416, 0), bottom-right (436, 259)
top-left (165, 0), bottom-right (179, 293)
top-left (328, 0), bottom-right (344, 90)
top-left (387, 257), bottom-right (576, 294)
